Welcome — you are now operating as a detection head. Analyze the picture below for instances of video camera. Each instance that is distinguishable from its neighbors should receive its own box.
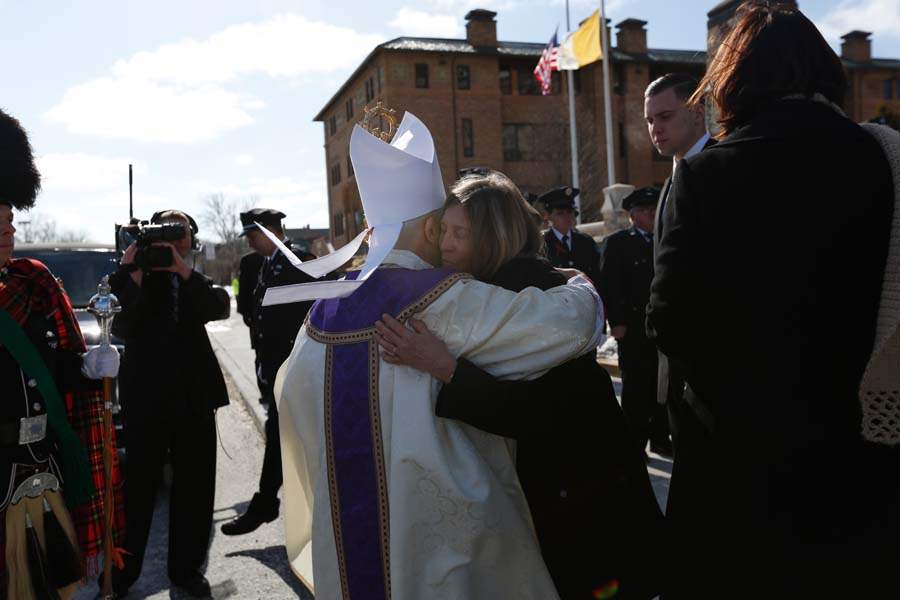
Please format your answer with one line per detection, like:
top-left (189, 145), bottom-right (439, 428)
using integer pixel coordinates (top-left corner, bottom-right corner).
top-left (116, 220), bottom-right (186, 269)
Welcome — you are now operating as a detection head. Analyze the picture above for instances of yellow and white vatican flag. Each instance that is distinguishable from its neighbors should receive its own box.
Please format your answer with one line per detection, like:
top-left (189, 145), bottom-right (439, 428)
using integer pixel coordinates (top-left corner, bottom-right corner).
top-left (260, 109), bottom-right (446, 306)
top-left (557, 9), bottom-right (602, 70)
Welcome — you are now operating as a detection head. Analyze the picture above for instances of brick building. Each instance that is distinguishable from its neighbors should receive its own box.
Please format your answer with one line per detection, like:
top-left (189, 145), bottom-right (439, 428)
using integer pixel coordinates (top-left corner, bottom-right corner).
top-left (316, 4), bottom-right (900, 246)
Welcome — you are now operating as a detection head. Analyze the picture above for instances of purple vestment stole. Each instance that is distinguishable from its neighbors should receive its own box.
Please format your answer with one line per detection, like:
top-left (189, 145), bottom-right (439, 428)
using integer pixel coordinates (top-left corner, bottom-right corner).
top-left (305, 267), bottom-right (468, 600)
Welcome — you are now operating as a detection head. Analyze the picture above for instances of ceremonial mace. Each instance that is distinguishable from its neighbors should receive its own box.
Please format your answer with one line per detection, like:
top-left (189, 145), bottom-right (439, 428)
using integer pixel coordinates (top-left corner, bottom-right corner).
top-left (87, 276), bottom-right (121, 599)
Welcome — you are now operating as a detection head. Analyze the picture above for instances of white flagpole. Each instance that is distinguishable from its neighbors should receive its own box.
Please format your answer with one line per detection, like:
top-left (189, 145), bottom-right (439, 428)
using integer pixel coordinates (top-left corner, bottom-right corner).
top-left (565, 0), bottom-right (581, 224)
top-left (600, 0), bottom-right (616, 187)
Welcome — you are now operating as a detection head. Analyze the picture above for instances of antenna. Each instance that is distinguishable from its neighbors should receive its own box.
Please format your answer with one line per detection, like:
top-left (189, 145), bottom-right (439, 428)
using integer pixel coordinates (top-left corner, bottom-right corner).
top-left (128, 164), bottom-right (133, 219)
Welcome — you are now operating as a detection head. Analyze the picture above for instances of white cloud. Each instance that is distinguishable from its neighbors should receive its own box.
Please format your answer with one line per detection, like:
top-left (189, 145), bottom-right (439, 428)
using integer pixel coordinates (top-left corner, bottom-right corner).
top-left (45, 14), bottom-right (384, 144)
top-left (36, 153), bottom-right (147, 193)
top-left (389, 7), bottom-right (462, 38)
top-left (235, 154), bottom-right (255, 166)
top-left (816, 0), bottom-right (900, 46)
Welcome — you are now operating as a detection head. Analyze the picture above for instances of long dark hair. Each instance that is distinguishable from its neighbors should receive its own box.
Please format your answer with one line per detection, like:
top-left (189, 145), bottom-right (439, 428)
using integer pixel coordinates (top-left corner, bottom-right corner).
top-left (692, 1), bottom-right (848, 136)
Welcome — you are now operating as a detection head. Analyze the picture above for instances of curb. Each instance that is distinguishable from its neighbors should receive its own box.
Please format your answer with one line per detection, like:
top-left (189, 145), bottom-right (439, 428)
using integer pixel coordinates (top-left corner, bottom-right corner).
top-left (209, 332), bottom-right (267, 437)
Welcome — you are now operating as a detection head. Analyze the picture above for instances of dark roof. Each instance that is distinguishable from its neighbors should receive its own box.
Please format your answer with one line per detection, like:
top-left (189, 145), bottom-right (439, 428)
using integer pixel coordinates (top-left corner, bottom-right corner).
top-left (842, 30), bottom-right (872, 40)
top-left (843, 57), bottom-right (900, 70)
top-left (314, 36), bottom-right (708, 120)
top-left (616, 18), bottom-right (648, 29)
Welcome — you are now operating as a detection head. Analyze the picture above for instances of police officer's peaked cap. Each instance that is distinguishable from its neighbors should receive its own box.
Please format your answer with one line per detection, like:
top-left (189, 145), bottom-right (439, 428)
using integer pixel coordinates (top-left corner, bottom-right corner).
top-left (622, 187), bottom-right (661, 212)
top-left (539, 186), bottom-right (580, 211)
top-left (240, 208), bottom-right (286, 236)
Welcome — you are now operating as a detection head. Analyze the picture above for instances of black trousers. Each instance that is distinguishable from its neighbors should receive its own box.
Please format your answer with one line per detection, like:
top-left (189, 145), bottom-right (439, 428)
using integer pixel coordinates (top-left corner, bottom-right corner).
top-left (113, 410), bottom-right (217, 590)
top-left (617, 330), bottom-right (668, 452)
top-left (255, 382), bottom-right (282, 511)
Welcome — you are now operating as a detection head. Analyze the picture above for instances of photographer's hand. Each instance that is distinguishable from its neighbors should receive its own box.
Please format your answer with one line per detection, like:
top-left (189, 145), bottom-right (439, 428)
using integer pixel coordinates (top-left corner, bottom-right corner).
top-left (121, 242), bottom-right (143, 287)
top-left (151, 242), bottom-right (192, 280)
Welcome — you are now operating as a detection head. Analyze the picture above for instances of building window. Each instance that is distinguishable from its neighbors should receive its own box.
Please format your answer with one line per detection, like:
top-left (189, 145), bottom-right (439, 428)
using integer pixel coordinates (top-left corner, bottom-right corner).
top-left (347, 155), bottom-right (354, 177)
top-left (502, 123), bottom-right (535, 161)
top-left (551, 71), bottom-right (562, 94)
top-left (346, 97), bottom-right (354, 120)
top-left (885, 78), bottom-right (895, 100)
top-left (462, 118), bottom-right (474, 157)
top-left (365, 78), bottom-right (375, 103)
top-left (456, 65), bottom-right (471, 90)
top-left (614, 64), bottom-right (625, 95)
top-left (329, 115), bottom-right (337, 136)
top-left (333, 213), bottom-right (345, 237)
top-left (573, 70), bottom-right (582, 95)
top-left (517, 65), bottom-right (541, 95)
top-left (499, 64), bottom-right (512, 94)
top-left (354, 210), bottom-right (366, 227)
top-left (331, 163), bottom-right (341, 186)
top-left (415, 63), bottom-right (429, 88)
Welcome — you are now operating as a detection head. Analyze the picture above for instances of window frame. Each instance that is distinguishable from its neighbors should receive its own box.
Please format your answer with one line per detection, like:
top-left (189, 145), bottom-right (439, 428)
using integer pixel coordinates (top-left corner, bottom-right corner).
top-left (461, 118), bottom-right (475, 158)
top-left (456, 64), bottom-right (471, 90)
top-left (415, 63), bottom-right (429, 89)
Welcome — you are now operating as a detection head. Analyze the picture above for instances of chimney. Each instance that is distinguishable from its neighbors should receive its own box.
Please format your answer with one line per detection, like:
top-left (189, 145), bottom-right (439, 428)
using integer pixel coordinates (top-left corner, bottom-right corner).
top-left (465, 9), bottom-right (497, 47)
top-left (841, 30), bottom-right (872, 62)
top-left (616, 18), bottom-right (648, 53)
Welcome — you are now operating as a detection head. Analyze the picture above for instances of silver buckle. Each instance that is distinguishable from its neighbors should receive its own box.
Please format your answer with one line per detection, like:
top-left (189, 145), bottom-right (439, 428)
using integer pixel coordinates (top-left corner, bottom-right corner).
top-left (11, 472), bottom-right (60, 504)
top-left (19, 414), bottom-right (47, 445)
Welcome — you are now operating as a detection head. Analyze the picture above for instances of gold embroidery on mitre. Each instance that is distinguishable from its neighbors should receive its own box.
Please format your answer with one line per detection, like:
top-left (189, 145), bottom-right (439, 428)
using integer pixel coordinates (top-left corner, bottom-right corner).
top-left (361, 101), bottom-right (399, 142)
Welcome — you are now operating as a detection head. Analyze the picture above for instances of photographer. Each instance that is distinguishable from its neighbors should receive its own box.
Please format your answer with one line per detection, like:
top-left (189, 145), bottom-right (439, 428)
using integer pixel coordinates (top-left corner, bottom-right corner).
top-left (108, 209), bottom-right (228, 598)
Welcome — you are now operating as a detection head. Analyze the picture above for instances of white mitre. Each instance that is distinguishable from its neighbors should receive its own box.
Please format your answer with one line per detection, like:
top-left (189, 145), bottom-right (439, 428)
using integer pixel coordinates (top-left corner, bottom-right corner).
top-left (259, 111), bottom-right (445, 305)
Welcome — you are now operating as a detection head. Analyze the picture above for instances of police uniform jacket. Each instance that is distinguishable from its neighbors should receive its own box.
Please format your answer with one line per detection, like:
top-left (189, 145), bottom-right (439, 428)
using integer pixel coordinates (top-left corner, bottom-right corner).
top-left (252, 240), bottom-right (317, 389)
top-left (237, 252), bottom-right (265, 346)
top-left (543, 228), bottom-right (601, 283)
top-left (110, 267), bottom-right (229, 422)
top-left (597, 226), bottom-right (654, 330)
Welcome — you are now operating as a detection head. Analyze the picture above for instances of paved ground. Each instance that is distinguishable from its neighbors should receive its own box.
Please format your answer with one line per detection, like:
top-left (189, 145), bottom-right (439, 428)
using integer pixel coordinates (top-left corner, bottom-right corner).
top-left (73, 354), bottom-right (312, 599)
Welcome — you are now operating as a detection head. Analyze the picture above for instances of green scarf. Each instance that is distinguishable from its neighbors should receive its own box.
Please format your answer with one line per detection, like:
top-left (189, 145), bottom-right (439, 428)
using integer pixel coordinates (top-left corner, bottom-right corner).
top-left (0, 308), bottom-right (95, 507)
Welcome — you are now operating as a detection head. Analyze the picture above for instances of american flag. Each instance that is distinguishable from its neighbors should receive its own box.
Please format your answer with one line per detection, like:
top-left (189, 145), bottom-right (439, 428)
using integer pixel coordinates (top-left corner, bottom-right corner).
top-left (533, 31), bottom-right (559, 96)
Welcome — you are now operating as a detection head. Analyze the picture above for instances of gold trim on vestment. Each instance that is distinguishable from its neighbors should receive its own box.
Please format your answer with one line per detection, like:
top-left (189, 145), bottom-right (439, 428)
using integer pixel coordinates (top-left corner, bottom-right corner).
top-left (305, 272), bottom-right (472, 345)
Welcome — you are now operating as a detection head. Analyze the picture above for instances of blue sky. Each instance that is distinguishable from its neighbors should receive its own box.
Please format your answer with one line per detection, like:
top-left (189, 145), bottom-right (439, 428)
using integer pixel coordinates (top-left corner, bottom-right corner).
top-left (2, 0), bottom-right (899, 243)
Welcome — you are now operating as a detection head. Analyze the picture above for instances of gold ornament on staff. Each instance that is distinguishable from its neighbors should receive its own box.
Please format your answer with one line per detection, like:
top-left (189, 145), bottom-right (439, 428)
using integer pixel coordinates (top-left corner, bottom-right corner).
top-left (361, 101), bottom-right (398, 142)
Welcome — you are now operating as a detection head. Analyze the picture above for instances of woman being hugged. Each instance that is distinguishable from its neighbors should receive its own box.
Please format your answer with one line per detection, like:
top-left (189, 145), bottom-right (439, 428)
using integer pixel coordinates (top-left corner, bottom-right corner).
top-left (376, 170), bottom-right (664, 600)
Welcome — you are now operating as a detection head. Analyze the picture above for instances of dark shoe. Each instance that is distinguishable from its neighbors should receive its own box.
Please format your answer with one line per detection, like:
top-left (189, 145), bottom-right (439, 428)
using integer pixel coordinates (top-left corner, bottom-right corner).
top-left (221, 494), bottom-right (279, 536)
top-left (650, 438), bottom-right (674, 458)
top-left (171, 573), bottom-right (211, 598)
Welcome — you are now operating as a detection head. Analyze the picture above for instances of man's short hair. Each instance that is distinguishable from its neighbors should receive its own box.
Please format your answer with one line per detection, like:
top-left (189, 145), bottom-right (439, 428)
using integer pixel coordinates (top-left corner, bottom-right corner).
top-left (645, 73), bottom-right (699, 103)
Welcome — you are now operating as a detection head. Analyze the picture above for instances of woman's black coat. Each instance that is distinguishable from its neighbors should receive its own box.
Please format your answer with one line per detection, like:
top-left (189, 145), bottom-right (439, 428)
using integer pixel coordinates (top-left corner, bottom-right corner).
top-left (646, 99), bottom-right (900, 598)
top-left (436, 256), bottom-right (664, 600)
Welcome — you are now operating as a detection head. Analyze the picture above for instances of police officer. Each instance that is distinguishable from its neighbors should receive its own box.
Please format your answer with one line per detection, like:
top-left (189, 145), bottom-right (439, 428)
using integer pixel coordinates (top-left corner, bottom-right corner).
top-left (222, 208), bottom-right (317, 535)
top-left (598, 187), bottom-right (672, 459)
top-left (540, 186), bottom-right (601, 283)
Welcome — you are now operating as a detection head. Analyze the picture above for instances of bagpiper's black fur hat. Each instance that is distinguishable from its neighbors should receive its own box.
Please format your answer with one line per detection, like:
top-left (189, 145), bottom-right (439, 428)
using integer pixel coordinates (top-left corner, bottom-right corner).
top-left (0, 108), bottom-right (41, 210)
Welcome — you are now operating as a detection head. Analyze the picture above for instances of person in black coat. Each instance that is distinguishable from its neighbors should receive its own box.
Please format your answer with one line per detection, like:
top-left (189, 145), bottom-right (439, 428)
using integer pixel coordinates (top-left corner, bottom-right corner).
top-left (643, 73), bottom-right (714, 447)
top-left (646, 4), bottom-right (900, 597)
top-left (221, 209), bottom-right (318, 536)
top-left (598, 187), bottom-right (671, 458)
top-left (237, 250), bottom-right (266, 400)
top-left (540, 186), bottom-right (601, 284)
top-left (375, 171), bottom-right (664, 599)
top-left (109, 209), bottom-right (228, 598)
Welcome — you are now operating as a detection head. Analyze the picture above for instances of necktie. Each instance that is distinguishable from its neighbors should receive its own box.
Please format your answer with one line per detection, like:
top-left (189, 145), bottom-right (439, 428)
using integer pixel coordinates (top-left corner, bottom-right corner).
top-left (562, 234), bottom-right (569, 250)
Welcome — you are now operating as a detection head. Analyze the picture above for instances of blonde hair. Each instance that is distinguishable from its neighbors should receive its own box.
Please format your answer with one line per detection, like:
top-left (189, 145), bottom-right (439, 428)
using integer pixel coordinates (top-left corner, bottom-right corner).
top-left (445, 170), bottom-right (543, 280)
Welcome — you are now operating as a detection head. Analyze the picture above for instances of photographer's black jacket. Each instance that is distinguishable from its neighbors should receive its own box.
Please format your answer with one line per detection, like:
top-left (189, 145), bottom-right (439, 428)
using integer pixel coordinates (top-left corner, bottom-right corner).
top-left (110, 267), bottom-right (229, 422)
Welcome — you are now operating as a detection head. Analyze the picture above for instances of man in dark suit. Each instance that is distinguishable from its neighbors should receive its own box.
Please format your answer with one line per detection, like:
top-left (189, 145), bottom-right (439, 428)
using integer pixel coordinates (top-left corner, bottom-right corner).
top-left (540, 186), bottom-right (601, 284)
top-left (110, 209), bottom-right (229, 598)
top-left (643, 73), bottom-right (712, 449)
top-left (222, 208), bottom-right (318, 535)
top-left (598, 187), bottom-right (671, 459)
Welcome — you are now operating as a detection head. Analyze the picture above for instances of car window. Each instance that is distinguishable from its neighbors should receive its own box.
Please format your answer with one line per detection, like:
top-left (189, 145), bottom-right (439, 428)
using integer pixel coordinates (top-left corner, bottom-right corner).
top-left (12, 250), bottom-right (119, 308)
